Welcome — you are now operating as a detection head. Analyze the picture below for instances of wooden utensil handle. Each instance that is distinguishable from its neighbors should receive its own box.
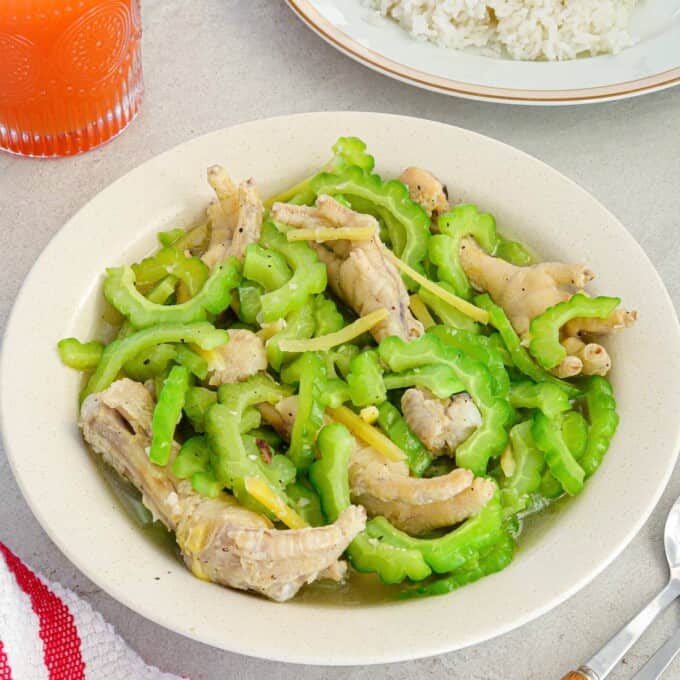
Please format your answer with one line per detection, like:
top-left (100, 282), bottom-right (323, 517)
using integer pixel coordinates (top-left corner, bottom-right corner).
top-left (561, 672), bottom-right (591, 680)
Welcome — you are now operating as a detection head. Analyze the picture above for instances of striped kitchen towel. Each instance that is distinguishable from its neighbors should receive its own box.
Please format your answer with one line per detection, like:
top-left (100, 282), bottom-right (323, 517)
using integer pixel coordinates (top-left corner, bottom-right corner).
top-left (0, 542), bottom-right (183, 680)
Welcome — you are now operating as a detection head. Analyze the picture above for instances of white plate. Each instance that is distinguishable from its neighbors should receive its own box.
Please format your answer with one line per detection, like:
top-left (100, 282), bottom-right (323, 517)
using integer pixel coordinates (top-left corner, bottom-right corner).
top-left (2, 112), bottom-right (680, 665)
top-left (287, 1), bottom-right (680, 104)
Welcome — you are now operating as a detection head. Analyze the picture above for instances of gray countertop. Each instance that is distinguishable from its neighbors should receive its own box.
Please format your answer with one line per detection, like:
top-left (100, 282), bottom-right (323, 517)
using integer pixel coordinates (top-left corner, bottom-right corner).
top-left (1, 2), bottom-right (680, 678)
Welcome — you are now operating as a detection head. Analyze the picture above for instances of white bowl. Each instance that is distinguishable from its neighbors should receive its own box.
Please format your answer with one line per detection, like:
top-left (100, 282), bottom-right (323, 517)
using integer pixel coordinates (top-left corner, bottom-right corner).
top-left (2, 112), bottom-right (679, 665)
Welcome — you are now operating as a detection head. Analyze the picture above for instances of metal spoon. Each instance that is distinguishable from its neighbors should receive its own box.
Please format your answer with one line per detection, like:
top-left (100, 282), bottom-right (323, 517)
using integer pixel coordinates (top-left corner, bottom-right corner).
top-left (562, 495), bottom-right (680, 680)
top-left (630, 627), bottom-right (680, 680)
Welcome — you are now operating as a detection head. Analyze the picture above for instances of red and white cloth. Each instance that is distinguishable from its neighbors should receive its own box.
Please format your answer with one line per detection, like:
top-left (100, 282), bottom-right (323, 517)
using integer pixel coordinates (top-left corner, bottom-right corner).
top-left (0, 543), bottom-right (183, 680)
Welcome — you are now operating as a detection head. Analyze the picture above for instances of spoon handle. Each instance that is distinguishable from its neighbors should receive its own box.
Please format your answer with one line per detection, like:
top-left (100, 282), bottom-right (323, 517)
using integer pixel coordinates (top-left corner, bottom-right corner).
top-left (561, 579), bottom-right (680, 680)
top-left (631, 627), bottom-right (680, 680)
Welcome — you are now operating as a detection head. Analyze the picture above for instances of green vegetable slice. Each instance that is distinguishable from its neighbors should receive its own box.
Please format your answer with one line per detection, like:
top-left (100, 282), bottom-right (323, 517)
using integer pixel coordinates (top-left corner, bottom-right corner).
top-left (580, 376), bottom-right (619, 477)
top-left (500, 421), bottom-right (545, 518)
top-left (310, 423), bottom-right (353, 523)
top-left (258, 221), bottom-right (327, 323)
top-left (82, 322), bottom-right (229, 400)
top-left (312, 165), bottom-right (431, 283)
top-left (383, 365), bottom-right (464, 399)
top-left (149, 365), bottom-right (190, 465)
top-left (429, 204), bottom-right (497, 299)
top-left (532, 412), bottom-right (585, 496)
top-left (529, 294), bottom-right (620, 369)
top-left (376, 401), bottom-right (431, 477)
top-left (104, 259), bottom-right (241, 329)
top-left (58, 338), bottom-right (104, 370)
top-left (132, 247), bottom-right (209, 298)
top-left (281, 353), bottom-right (327, 471)
top-left (379, 334), bottom-right (511, 476)
top-left (347, 350), bottom-right (386, 407)
top-left (475, 294), bottom-right (581, 398)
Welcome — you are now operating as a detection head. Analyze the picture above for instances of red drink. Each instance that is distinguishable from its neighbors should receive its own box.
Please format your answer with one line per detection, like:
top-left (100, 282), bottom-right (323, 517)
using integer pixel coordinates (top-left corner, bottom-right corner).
top-left (0, 0), bottom-right (143, 157)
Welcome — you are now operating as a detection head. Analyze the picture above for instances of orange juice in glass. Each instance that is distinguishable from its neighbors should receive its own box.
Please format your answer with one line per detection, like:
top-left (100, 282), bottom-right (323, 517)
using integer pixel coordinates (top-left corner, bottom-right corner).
top-left (0, 0), bottom-right (143, 157)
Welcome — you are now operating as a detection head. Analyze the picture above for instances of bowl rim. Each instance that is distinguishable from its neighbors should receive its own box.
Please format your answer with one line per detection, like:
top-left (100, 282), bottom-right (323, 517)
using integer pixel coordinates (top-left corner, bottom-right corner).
top-left (2, 111), bottom-right (679, 665)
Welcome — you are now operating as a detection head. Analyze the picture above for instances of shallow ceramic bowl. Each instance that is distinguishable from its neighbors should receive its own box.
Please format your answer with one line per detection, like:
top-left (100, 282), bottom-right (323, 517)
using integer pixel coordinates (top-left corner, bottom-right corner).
top-left (2, 112), bottom-right (679, 664)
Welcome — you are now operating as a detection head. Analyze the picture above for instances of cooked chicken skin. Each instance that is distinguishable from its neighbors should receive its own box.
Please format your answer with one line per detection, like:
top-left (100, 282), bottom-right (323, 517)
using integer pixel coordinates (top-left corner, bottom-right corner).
top-left (353, 477), bottom-right (497, 536)
top-left (205, 165), bottom-right (239, 252)
top-left (262, 395), bottom-right (492, 535)
top-left (561, 337), bottom-right (612, 377)
top-left (272, 195), bottom-right (377, 235)
top-left (401, 388), bottom-right (482, 458)
top-left (459, 236), bottom-right (636, 376)
top-left (230, 178), bottom-right (264, 261)
top-left (550, 355), bottom-right (584, 379)
top-left (316, 194), bottom-right (379, 233)
top-left (271, 195), bottom-right (423, 342)
top-left (460, 236), bottom-right (592, 338)
top-left (80, 379), bottom-right (185, 526)
top-left (348, 445), bottom-right (473, 505)
top-left (398, 167), bottom-right (449, 217)
top-left (205, 329), bottom-right (267, 386)
top-left (255, 394), bottom-right (308, 434)
top-left (80, 379), bottom-right (365, 602)
top-left (202, 171), bottom-right (263, 268)
top-left (323, 243), bottom-right (423, 342)
top-left (564, 309), bottom-right (638, 337)
top-left (186, 503), bottom-right (365, 602)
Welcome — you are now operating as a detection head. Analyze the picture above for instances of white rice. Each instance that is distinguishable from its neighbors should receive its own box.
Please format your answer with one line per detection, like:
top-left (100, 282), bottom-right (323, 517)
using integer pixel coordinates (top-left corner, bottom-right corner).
top-left (365, 0), bottom-right (638, 61)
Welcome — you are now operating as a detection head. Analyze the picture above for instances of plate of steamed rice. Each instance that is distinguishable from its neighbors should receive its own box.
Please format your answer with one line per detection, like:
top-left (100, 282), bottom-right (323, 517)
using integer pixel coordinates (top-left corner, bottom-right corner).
top-left (286, 0), bottom-right (680, 103)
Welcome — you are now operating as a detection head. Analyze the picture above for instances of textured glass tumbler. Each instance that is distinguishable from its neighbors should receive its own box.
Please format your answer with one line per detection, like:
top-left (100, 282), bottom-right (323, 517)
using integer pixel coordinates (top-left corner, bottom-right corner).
top-left (0, 0), bottom-right (143, 157)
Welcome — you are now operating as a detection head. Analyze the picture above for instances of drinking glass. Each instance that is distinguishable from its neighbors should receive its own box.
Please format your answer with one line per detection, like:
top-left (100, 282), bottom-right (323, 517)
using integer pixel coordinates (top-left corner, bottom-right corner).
top-left (0, 0), bottom-right (143, 157)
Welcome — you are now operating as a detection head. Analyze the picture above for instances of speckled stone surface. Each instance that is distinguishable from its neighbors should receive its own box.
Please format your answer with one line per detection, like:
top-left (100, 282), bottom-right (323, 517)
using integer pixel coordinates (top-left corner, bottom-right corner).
top-left (1, 2), bottom-right (680, 678)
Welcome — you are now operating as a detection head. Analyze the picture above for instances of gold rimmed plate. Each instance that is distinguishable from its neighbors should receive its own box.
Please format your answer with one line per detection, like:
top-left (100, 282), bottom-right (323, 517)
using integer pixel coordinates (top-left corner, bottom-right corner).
top-left (287, 0), bottom-right (680, 104)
